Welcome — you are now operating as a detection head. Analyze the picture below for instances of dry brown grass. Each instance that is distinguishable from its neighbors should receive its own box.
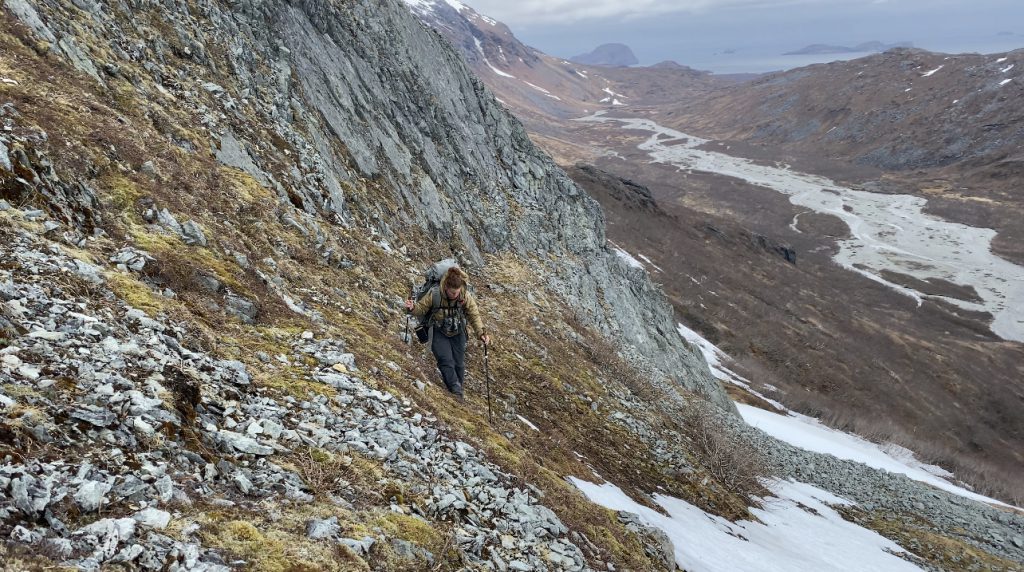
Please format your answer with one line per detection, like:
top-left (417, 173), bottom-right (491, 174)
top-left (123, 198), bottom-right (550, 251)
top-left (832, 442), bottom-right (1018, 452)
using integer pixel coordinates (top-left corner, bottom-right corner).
top-left (289, 448), bottom-right (359, 499)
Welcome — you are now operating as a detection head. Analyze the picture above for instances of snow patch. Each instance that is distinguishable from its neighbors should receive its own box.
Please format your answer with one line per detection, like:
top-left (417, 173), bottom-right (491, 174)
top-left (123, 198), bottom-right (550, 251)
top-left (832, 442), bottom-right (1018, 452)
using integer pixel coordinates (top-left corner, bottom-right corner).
top-left (473, 38), bottom-right (515, 78)
top-left (789, 211), bottom-right (807, 234)
top-left (676, 323), bottom-right (786, 410)
top-left (921, 64), bottom-right (943, 77)
top-left (474, 12), bottom-right (497, 26)
top-left (570, 477), bottom-right (923, 572)
top-left (602, 87), bottom-right (626, 99)
top-left (1001, 64), bottom-right (1015, 73)
top-left (738, 404), bottom-right (1016, 508)
top-left (999, 78), bottom-right (1013, 86)
top-left (516, 415), bottom-right (540, 432)
top-left (636, 253), bottom-right (663, 272)
top-left (609, 241), bottom-right (645, 270)
top-left (442, 0), bottom-right (468, 12)
top-left (523, 81), bottom-right (551, 94)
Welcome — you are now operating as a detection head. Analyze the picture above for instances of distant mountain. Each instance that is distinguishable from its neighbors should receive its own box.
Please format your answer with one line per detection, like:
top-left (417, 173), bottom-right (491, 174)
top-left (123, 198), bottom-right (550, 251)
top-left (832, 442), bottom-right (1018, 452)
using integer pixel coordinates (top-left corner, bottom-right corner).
top-left (401, 1), bottom-right (723, 138)
top-left (650, 60), bottom-right (688, 69)
top-left (785, 41), bottom-right (912, 55)
top-left (571, 43), bottom-right (639, 67)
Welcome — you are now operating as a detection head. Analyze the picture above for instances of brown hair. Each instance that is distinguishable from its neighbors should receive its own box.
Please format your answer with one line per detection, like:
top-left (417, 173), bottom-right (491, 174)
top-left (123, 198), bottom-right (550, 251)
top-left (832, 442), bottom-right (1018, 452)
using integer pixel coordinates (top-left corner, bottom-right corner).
top-left (443, 266), bottom-right (467, 290)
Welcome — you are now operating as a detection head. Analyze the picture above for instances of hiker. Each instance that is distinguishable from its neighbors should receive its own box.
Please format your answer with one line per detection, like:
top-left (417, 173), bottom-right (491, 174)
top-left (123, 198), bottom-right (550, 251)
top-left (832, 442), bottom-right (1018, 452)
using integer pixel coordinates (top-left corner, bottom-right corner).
top-left (405, 266), bottom-right (490, 400)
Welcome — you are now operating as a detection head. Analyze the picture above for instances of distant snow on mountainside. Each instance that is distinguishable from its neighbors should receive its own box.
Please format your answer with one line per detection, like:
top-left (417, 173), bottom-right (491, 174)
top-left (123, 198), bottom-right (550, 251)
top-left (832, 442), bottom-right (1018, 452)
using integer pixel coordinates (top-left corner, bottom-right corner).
top-left (474, 37), bottom-right (516, 78)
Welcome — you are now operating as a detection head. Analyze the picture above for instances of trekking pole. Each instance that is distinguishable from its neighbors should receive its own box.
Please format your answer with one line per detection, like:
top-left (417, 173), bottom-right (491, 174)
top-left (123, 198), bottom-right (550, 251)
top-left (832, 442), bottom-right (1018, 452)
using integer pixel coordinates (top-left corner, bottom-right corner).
top-left (404, 280), bottom-right (415, 345)
top-left (484, 343), bottom-right (493, 424)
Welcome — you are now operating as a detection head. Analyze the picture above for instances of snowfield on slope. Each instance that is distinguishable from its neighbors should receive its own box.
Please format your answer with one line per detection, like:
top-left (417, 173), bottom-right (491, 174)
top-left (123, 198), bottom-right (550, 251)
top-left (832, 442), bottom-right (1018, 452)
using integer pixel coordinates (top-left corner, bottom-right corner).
top-left (676, 323), bottom-right (1016, 509)
top-left (571, 476), bottom-right (923, 572)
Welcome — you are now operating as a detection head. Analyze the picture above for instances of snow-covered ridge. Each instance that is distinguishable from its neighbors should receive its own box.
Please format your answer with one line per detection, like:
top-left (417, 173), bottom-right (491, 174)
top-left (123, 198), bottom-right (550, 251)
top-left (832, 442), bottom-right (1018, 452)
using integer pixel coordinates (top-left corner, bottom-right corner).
top-left (579, 112), bottom-right (1024, 343)
top-left (402, 0), bottom-right (496, 26)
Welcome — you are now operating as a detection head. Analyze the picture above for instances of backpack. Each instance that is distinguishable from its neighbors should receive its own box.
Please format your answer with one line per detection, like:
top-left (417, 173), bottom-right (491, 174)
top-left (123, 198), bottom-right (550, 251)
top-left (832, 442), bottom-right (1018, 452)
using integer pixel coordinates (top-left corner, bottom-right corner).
top-left (413, 259), bottom-right (459, 343)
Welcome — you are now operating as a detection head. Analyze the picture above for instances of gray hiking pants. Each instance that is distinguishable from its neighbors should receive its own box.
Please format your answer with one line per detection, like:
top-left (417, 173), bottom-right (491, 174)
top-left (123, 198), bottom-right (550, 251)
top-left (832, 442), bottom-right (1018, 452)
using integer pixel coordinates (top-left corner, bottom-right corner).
top-left (431, 328), bottom-right (466, 396)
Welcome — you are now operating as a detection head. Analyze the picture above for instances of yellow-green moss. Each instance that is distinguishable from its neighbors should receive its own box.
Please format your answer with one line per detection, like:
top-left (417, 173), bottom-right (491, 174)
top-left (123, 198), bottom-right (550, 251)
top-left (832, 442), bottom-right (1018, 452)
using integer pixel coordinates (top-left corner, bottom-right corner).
top-left (201, 518), bottom-right (365, 572)
top-left (222, 167), bottom-right (275, 203)
top-left (378, 514), bottom-right (439, 546)
top-left (258, 367), bottom-right (335, 399)
top-left (128, 225), bottom-right (245, 291)
top-left (309, 448), bottom-right (333, 464)
top-left (2, 384), bottom-right (40, 399)
top-left (99, 173), bottom-right (143, 212)
top-left (104, 271), bottom-right (166, 315)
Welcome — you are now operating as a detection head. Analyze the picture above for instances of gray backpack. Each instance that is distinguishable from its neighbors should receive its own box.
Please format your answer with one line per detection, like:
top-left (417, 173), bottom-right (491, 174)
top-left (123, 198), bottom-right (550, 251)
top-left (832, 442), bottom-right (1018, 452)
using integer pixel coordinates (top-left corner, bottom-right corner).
top-left (413, 259), bottom-right (458, 343)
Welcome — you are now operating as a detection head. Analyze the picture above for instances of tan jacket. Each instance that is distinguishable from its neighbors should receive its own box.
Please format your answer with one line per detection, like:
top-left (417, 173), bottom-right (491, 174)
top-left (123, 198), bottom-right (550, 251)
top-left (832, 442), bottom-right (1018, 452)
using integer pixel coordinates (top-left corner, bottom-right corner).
top-left (412, 277), bottom-right (484, 338)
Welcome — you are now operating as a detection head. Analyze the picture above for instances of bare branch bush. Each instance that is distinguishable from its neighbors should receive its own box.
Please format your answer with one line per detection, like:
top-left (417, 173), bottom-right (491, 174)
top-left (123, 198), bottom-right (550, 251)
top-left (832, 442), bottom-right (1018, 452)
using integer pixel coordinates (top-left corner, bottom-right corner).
top-left (291, 447), bottom-right (353, 498)
top-left (683, 405), bottom-right (771, 502)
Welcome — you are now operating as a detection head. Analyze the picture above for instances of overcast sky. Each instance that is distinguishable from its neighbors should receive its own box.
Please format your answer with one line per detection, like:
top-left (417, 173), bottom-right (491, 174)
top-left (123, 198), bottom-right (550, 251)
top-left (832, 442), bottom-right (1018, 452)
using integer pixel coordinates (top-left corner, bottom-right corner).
top-left (463, 0), bottom-right (1024, 72)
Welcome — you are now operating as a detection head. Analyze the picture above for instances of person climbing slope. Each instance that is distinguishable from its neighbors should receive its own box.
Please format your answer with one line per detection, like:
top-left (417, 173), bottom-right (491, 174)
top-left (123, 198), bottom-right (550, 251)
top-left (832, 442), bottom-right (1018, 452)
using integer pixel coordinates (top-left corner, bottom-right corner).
top-left (405, 266), bottom-right (490, 400)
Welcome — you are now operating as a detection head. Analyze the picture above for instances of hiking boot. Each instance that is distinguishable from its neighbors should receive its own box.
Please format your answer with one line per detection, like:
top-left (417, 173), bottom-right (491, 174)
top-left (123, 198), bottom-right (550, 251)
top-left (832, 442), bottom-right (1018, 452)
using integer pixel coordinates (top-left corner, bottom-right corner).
top-left (453, 392), bottom-right (465, 403)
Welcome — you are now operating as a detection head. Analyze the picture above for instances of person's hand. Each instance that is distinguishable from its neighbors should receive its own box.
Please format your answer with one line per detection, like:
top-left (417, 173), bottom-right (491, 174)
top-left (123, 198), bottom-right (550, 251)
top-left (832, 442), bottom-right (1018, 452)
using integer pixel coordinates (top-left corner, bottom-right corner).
top-left (404, 299), bottom-right (414, 311)
top-left (480, 334), bottom-right (491, 346)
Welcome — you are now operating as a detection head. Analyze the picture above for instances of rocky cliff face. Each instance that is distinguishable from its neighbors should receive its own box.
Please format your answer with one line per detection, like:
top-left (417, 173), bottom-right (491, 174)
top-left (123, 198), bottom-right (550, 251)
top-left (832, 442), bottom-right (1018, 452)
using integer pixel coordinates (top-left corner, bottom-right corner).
top-left (0, 0), bottom-right (728, 409)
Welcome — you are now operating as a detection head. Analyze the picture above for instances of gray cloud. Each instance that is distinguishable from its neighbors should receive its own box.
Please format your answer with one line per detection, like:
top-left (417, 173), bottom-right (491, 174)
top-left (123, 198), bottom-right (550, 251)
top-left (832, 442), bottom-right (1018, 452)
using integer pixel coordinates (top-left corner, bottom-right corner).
top-left (468, 0), bottom-right (905, 25)
top-left (462, 0), bottom-right (1024, 72)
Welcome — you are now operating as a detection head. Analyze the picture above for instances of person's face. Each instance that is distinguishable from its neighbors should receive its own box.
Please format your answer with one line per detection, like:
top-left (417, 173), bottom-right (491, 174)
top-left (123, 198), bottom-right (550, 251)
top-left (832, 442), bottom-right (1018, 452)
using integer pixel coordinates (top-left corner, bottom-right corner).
top-left (445, 286), bottom-right (462, 300)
